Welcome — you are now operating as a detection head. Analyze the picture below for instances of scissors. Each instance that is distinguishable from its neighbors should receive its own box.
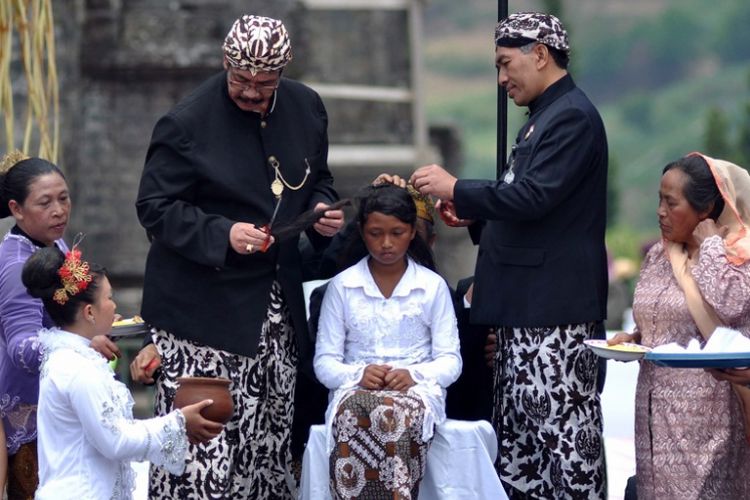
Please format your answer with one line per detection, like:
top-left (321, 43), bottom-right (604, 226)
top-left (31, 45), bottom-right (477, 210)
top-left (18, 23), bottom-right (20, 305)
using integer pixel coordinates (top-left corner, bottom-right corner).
top-left (259, 196), bottom-right (282, 252)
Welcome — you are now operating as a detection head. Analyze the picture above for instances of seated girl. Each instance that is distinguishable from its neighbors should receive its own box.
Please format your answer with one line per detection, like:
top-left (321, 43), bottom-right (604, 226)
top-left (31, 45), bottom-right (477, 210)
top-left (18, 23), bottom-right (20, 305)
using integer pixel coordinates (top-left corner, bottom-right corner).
top-left (21, 245), bottom-right (223, 499)
top-left (314, 184), bottom-right (462, 499)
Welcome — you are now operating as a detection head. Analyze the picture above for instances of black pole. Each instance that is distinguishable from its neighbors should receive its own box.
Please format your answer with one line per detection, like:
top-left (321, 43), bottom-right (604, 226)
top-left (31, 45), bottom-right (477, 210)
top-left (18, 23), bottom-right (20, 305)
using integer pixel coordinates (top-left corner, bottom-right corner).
top-left (496, 1), bottom-right (509, 179)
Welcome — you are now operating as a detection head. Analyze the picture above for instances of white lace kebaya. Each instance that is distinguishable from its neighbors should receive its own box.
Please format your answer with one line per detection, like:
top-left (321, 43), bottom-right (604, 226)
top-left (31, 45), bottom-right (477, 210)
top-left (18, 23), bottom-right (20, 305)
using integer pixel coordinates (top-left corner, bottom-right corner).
top-left (314, 257), bottom-right (462, 450)
top-left (35, 328), bottom-right (189, 500)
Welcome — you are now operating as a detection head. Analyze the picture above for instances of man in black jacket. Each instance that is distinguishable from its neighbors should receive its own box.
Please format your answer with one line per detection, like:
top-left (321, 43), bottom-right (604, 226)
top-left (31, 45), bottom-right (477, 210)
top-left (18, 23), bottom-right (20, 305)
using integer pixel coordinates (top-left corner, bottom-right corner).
top-left (411, 12), bottom-right (608, 499)
top-left (130, 14), bottom-right (344, 499)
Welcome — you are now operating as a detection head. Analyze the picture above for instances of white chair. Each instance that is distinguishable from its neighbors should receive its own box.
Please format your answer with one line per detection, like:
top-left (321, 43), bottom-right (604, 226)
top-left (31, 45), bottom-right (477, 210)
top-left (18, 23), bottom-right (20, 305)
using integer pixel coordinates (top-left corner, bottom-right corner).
top-left (299, 418), bottom-right (508, 500)
top-left (302, 279), bottom-right (330, 320)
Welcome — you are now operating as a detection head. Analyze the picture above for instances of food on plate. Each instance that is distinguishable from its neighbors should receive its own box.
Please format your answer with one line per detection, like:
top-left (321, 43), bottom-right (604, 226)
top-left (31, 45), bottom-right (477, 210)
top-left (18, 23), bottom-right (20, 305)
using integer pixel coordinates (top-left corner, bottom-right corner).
top-left (583, 339), bottom-right (651, 362)
top-left (112, 315), bottom-right (144, 327)
top-left (605, 342), bottom-right (649, 353)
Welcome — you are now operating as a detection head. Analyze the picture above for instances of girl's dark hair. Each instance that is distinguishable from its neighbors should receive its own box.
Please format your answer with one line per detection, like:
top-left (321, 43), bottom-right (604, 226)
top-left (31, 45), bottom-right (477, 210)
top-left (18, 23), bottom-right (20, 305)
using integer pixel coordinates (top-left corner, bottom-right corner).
top-left (21, 247), bottom-right (106, 327)
top-left (663, 155), bottom-right (725, 220)
top-left (348, 184), bottom-right (437, 272)
top-left (0, 157), bottom-right (66, 218)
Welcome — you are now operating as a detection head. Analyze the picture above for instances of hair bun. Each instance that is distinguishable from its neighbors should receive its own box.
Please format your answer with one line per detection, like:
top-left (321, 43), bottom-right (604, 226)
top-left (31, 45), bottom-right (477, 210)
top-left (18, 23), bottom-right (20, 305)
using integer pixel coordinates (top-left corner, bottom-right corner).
top-left (0, 150), bottom-right (29, 175)
top-left (21, 247), bottom-right (65, 300)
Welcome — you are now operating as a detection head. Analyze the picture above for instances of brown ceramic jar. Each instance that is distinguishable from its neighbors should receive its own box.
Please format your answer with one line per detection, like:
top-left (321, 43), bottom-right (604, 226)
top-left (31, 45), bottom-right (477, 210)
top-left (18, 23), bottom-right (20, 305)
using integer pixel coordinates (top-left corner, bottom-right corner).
top-left (173, 376), bottom-right (234, 424)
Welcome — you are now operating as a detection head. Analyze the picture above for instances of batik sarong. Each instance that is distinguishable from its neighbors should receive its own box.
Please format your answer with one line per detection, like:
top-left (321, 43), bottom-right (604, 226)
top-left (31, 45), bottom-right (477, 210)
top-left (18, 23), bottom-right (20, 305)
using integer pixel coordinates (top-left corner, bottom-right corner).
top-left (330, 390), bottom-right (430, 500)
top-left (149, 281), bottom-right (298, 499)
top-left (493, 323), bottom-right (606, 499)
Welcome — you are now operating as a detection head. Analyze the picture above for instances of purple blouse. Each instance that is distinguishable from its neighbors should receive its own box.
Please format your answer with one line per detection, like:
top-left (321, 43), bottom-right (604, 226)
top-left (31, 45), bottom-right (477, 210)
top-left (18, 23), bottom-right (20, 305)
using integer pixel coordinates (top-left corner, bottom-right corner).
top-left (0, 230), bottom-right (67, 455)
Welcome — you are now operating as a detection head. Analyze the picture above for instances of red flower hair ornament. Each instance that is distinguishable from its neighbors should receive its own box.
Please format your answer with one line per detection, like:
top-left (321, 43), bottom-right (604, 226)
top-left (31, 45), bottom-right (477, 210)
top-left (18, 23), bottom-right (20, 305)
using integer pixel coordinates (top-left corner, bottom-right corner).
top-left (52, 236), bottom-right (92, 305)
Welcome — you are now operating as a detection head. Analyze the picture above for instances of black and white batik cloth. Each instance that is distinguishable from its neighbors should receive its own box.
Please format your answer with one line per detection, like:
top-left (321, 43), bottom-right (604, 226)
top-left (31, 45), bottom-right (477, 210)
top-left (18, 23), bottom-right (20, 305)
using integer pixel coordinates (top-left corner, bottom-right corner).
top-left (149, 281), bottom-right (298, 500)
top-left (330, 390), bottom-right (430, 500)
top-left (493, 323), bottom-right (606, 499)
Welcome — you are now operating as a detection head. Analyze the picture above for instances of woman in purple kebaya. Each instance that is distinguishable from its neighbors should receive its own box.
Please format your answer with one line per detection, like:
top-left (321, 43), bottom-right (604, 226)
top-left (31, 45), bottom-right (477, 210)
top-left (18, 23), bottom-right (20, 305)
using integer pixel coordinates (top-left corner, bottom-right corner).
top-left (0, 152), bottom-right (73, 497)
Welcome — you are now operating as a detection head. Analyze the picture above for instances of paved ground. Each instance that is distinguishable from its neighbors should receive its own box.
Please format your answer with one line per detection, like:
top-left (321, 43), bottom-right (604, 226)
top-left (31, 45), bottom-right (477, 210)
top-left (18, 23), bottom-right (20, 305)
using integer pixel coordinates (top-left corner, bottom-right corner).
top-left (601, 358), bottom-right (639, 500)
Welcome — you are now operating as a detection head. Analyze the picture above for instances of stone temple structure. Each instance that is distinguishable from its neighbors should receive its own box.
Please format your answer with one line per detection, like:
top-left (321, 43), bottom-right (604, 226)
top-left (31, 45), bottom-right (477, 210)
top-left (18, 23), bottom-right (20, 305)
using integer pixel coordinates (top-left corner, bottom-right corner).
top-left (5, 0), bottom-right (474, 317)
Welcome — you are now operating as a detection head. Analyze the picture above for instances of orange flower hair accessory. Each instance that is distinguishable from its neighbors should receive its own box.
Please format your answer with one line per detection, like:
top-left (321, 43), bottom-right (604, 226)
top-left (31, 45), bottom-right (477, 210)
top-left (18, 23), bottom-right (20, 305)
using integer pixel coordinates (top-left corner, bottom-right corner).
top-left (53, 242), bottom-right (92, 305)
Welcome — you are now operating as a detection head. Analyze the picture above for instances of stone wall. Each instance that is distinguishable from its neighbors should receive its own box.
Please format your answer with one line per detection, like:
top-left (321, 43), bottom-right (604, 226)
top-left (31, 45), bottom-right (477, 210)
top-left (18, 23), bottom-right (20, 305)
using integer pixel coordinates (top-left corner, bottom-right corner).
top-left (296, 8), bottom-right (413, 145)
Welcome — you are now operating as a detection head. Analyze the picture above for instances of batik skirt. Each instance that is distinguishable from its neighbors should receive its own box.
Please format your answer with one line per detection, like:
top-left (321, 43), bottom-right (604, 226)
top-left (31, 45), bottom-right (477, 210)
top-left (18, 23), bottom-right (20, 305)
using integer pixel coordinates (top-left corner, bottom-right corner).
top-left (7, 440), bottom-right (37, 500)
top-left (149, 281), bottom-right (298, 499)
top-left (493, 323), bottom-right (606, 499)
top-left (330, 389), bottom-right (430, 500)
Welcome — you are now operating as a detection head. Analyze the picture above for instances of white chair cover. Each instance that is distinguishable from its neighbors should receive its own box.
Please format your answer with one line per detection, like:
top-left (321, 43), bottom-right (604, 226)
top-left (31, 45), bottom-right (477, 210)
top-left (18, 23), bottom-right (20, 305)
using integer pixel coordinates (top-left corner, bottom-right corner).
top-left (299, 418), bottom-right (508, 500)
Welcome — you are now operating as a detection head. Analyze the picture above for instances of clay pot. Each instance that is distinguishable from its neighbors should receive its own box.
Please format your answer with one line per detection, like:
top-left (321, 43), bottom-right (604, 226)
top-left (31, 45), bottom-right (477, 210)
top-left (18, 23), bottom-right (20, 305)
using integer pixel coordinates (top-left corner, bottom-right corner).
top-left (173, 376), bottom-right (234, 424)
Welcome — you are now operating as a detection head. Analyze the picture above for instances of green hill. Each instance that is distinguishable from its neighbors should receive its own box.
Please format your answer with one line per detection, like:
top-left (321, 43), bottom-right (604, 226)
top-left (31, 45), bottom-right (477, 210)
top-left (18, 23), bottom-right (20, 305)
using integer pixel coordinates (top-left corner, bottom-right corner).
top-left (603, 65), bottom-right (750, 229)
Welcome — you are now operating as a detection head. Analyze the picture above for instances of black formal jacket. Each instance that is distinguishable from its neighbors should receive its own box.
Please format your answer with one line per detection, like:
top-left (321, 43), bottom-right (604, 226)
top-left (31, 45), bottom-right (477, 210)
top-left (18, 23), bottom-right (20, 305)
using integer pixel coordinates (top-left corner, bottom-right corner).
top-left (453, 75), bottom-right (608, 328)
top-left (136, 72), bottom-right (338, 358)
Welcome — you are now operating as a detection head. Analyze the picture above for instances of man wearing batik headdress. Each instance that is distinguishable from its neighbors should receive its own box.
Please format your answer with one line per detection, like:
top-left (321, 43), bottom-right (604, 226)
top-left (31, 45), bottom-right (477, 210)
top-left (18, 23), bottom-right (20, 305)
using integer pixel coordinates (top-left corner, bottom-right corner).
top-left (131, 14), bottom-right (344, 499)
top-left (411, 12), bottom-right (608, 499)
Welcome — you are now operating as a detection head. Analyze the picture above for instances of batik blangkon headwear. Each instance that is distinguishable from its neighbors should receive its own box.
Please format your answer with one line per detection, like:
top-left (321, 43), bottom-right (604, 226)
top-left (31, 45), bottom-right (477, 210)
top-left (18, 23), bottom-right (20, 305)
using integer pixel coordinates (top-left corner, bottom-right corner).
top-left (494, 12), bottom-right (570, 55)
top-left (222, 15), bottom-right (292, 75)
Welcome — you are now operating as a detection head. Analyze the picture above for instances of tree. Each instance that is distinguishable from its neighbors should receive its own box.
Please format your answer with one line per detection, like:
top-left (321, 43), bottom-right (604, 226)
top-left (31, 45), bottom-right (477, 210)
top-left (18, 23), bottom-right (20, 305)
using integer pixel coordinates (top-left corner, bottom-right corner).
top-left (542, 0), bottom-right (563, 17)
top-left (704, 107), bottom-right (733, 160)
top-left (703, 71), bottom-right (750, 168)
top-left (737, 103), bottom-right (750, 167)
top-left (607, 154), bottom-right (619, 227)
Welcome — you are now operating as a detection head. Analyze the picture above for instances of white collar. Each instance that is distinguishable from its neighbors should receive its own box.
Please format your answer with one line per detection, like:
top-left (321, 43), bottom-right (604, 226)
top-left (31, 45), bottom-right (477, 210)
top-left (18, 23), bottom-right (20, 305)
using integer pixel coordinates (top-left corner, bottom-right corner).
top-left (340, 256), bottom-right (428, 299)
top-left (38, 327), bottom-right (105, 368)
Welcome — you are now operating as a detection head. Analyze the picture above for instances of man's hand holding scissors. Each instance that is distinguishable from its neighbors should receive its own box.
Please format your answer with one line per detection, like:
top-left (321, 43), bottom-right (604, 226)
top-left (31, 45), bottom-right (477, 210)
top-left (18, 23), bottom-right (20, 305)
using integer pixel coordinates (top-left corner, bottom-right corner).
top-left (229, 197), bottom-right (282, 255)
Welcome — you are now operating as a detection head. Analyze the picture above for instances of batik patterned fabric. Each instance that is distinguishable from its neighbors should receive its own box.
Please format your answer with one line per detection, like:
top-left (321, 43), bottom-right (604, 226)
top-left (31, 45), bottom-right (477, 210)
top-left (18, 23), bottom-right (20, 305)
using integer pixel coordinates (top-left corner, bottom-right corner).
top-left (223, 15), bottom-right (292, 74)
top-left (330, 389), bottom-right (429, 500)
top-left (494, 12), bottom-right (570, 54)
top-left (7, 440), bottom-right (37, 499)
top-left (149, 281), bottom-right (299, 499)
top-left (493, 323), bottom-right (606, 499)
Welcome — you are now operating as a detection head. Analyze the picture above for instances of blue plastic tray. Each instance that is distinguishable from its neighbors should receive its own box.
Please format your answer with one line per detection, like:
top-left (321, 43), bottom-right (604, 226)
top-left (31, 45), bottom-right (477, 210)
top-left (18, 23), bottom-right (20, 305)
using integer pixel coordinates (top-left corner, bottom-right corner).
top-left (644, 351), bottom-right (750, 368)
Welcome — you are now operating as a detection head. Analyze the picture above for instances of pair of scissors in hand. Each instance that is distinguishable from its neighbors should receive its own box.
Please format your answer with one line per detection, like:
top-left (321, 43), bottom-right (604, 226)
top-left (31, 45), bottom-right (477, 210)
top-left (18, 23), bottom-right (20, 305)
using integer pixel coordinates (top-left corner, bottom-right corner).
top-left (259, 196), bottom-right (282, 252)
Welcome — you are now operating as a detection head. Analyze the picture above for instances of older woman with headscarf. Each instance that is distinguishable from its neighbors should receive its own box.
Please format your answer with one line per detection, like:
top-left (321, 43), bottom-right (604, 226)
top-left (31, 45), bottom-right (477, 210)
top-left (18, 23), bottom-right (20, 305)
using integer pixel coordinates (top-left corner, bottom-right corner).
top-left (609, 153), bottom-right (750, 499)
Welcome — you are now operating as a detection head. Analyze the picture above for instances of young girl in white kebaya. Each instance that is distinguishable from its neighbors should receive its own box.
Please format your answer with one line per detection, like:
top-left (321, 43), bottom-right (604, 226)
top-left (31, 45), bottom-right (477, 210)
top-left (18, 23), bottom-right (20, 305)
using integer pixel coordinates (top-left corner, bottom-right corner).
top-left (22, 245), bottom-right (223, 499)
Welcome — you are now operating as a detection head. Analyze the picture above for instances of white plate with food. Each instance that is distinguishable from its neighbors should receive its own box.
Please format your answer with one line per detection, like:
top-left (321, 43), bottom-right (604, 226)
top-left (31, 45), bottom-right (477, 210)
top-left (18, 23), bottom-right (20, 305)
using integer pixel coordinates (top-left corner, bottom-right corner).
top-left (584, 339), bottom-right (651, 362)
